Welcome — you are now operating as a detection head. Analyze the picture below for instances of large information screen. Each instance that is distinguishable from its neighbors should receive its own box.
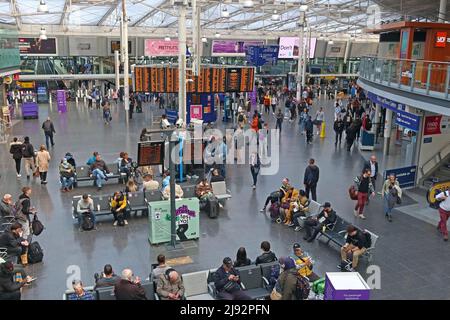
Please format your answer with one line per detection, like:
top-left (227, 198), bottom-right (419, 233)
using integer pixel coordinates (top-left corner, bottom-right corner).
top-left (18, 38), bottom-right (57, 56)
top-left (133, 66), bottom-right (254, 93)
top-left (137, 141), bottom-right (165, 166)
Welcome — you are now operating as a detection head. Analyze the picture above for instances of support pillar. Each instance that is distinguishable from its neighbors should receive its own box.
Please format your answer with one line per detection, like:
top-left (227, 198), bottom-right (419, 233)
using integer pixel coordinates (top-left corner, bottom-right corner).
top-left (178, 5), bottom-right (187, 124)
top-left (439, 0), bottom-right (447, 22)
top-left (121, 0), bottom-right (130, 121)
top-left (383, 108), bottom-right (393, 155)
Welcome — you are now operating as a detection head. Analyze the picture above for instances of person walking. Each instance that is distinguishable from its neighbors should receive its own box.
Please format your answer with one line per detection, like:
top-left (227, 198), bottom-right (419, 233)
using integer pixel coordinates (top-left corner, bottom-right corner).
top-left (333, 115), bottom-right (345, 146)
top-left (41, 117), bottom-right (55, 150)
top-left (303, 158), bottom-right (319, 201)
top-left (345, 124), bottom-right (357, 151)
top-left (314, 107), bottom-right (325, 135)
top-left (436, 190), bottom-right (450, 241)
top-left (271, 95), bottom-right (278, 114)
top-left (36, 145), bottom-right (51, 184)
top-left (353, 168), bottom-right (375, 219)
top-left (275, 108), bottom-right (283, 132)
top-left (250, 152), bottom-right (261, 190)
top-left (9, 137), bottom-right (23, 178)
top-left (298, 108), bottom-right (308, 135)
top-left (381, 174), bottom-right (402, 222)
top-left (305, 116), bottom-right (314, 145)
top-left (21, 137), bottom-right (36, 180)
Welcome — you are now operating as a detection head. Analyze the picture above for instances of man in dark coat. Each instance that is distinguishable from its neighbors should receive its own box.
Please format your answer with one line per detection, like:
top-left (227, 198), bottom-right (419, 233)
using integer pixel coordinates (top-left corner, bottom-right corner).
top-left (214, 257), bottom-right (251, 300)
top-left (114, 269), bottom-right (147, 300)
top-left (303, 158), bottom-right (320, 201)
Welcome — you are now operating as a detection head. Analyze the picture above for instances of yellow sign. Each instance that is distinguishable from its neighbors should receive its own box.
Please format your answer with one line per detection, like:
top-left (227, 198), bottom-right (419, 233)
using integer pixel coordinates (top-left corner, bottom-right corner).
top-left (17, 81), bottom-right (35, 89)
top-left (3, 76), bottom-right (12, 85)
top-left (427, 180), bottom-right (450, 205)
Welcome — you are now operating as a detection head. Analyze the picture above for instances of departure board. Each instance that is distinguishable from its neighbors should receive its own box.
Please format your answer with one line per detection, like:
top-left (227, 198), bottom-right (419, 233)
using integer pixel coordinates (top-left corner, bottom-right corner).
top-left (137, 141), bottom-right (165, 166)
top-left (226, 68), bottom-right (240, 92)
top-left (133, 66), bottom-right (254, 93)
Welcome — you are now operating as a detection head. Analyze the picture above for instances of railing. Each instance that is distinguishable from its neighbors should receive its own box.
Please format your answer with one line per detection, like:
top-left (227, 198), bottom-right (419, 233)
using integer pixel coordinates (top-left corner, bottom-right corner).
top-left (420, 143), bottom-right (450, 178)
top-left (359, 56), bottom-right (450, 100)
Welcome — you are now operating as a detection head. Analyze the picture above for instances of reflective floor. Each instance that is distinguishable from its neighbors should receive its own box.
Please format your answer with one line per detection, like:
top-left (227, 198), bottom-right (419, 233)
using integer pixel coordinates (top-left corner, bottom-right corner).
top-left (1, 97), bottom-right (449, 300)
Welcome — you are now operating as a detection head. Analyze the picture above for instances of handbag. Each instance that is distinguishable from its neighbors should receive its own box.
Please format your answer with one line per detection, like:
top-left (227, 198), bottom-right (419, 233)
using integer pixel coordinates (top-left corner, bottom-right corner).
top-left (223, 280), bottom-right (240, 293)
top-left (33, 168), bottom-right (40, 177)
top-left (32, 214), bottom-right (44, 236)
top-left (270, 288), bottom-right (282, 300)
top-left (348, 185), bottom-right (358, 200)
top-left (396, 196), bottom-right (402, 205)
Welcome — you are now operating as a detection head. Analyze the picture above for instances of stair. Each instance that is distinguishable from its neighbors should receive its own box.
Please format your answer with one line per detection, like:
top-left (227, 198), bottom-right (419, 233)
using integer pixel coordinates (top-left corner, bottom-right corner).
top-left (423, 159), bottom-right (450, 187)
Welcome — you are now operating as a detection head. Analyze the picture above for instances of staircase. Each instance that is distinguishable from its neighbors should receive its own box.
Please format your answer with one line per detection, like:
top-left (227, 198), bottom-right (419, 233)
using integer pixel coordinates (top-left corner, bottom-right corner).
top-left (422, 156), bottom-right (450, 189)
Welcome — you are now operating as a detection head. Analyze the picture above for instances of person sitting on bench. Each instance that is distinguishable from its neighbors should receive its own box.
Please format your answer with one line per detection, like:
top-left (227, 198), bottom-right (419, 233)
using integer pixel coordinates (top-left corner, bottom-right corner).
top-left (86, 151), bottom-right (99, 166)
top-left (89, 154), bottom-right (110, 191)
top-left (76, 194), bottom-right (96, 231)
top-left (110, 191), bottom-right (129, 226)
top-left (339, 225), bottom-right (368, 272)
top-left (260, 178), bottom-right (291, 212)
top-left (303, 202), bottom-right (336, 243)
top-left (143, 174), bottom-right (159, 191)
top-left (195, 178), bottom-right (222, 210)
top-left (120, 152), bottom-right (133, 182)
top-left (291, 243), bottom-right (320, 282)
top-left (292, 190), bottom-right (310, 232)
top-left (162, 184), bottom-right (184, 200)
top-left (0, 223), bottom-right (29, 265)
top-left (210, 169), bottom-right (225, 183)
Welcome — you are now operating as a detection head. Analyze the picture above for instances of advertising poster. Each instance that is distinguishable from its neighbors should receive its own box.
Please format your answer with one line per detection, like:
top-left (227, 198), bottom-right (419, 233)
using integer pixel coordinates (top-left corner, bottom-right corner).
top-left (56, 90), bottom-right (67, 113)
top-left (18, 38), bottom-right (57, 56)
top-left (211, 40), bottom-right (264, 56)
top-left (110, 40), bottom-right (132, 54)
top-left (278, 37), bottom-right (316, 59)
top-left (145, 39), bottom-right (179, 56)
top-left (424, 115), bottom-right (442, 135)
top-left (400, 30), bottom-right (409, 59)
top-left (148, 199), bottom-right (200, 244)
top-left (384, 166), bottom-right (417, 188)
top-left (190, 104), bottom-right (203, 120)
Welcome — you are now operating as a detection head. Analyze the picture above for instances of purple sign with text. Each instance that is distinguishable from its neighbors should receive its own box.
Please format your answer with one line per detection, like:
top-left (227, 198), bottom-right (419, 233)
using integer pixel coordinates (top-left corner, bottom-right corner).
top-left (56, 90), bottom-right (67, 113)
top-left (211, 40), bottom-right (264, 57)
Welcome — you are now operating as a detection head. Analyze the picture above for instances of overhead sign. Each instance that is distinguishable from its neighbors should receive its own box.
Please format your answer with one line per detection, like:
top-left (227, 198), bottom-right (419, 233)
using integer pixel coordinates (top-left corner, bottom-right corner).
top-left (211, 40), bottom-right (264, 57)
top-left (110, 40), bottom-right (132, 54)
top-left (424, 115), bottom-right (442, 135)
top-left (278, 37), bottom-right (316, 59)
top-left (18, 38), bottom-right (57, 56)
top-left (367, 92), bottom-right (420, 132)
top-left (435, 31), bottom-right (447, 48)
top-left (137, 140), bottom-right (165, 166)
top-left (384, 166), bottom-right (417, 189)
top-left (245, 45), bottom-right (279, 67)
top-left (145, 39), bottom-right (179, 56)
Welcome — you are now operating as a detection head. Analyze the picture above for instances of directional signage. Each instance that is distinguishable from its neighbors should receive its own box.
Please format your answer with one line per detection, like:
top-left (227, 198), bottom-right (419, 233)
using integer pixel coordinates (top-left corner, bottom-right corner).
top-left (245, 45), bottom-right (279, 67)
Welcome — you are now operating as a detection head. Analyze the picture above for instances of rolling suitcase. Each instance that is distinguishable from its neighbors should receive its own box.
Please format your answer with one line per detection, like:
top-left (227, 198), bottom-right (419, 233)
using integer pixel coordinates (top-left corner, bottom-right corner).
top-left (206, 198), bottom-right (219, 218)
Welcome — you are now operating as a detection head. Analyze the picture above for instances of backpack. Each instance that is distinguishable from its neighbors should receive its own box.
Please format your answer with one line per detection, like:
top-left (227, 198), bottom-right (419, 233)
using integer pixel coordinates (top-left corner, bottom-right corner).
top-left (295, 274), bottom-right (311, 300)
top-left (238, 114), bottom-right (244, 122)
top-left (362, 230), bottom-right (372, 248)
top-left (81, 214), bottom-right (94, 231)
top-left (27, 242), bottom-right (44, 264)
top-left (430, 190), bottom-right (448, 209)
top-left (31, 214), bottom-right (45, 236)
top-left (269, 264), bottom-right (281, 288)
top-left (269, 202), bottom-right (281, 220)
top-left (365, 118), bottom-right (372, 131)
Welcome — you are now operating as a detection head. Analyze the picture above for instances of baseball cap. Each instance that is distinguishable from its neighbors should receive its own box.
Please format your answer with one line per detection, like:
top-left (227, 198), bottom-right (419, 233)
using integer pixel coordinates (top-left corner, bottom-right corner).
top-left (323, 202), bottom-right (331, 208)
top-left (293, 243), bottom-right (301, 250)
top-left (223, 257), bottom-right (233, 266)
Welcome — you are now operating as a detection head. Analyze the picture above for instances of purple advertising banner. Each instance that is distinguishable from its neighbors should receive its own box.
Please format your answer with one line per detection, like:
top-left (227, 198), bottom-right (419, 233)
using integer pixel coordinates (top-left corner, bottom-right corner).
top-left (211, 40), bottom-right (264, 57)
top-left (56, 90), bottom-right (67, 113)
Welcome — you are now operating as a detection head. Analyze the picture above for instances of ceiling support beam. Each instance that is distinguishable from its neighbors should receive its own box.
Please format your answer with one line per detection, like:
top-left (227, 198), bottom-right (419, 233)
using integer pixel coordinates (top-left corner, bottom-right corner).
top-left (97, 0), bottom-right (119, 26)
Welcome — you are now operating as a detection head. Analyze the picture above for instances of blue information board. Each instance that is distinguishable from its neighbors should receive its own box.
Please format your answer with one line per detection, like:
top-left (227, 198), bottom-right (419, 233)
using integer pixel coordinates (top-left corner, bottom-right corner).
top-left (165, 109), bottom-right (178, 124)
top-left (246, 45), bottom-right (279, 67)
top-left (384, 165), bottom-right (417, 188)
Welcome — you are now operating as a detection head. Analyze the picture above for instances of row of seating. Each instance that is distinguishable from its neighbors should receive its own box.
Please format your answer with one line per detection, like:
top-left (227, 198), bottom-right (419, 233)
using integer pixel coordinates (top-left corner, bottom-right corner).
top-left (63, 280), bottom-right (159, 300)
top-left (74, 164), bottom-right (124, 186)
top-left (299, 200), bottom-right (379, 263)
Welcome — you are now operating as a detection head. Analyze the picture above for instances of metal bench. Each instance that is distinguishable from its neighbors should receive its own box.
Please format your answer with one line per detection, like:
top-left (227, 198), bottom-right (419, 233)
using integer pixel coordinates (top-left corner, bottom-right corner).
top-left (74, 164), bottom-right (122, 185)
top-left (236, 264), bottom-right (271, 300)
top-left (316, 215), bottom-right (350, 247)
top-left (211, 181), bottom-right (231, 202)
top-left (182, 185), bottom-right (197, 199)
top-left (127, 191), bottom-right (148, 215)
top-left (72, 195), bottom-right (111, 220)
top-left (144, 190), bottom-right (164, 202)
top-left (183, 270), bottom-right (215, 300)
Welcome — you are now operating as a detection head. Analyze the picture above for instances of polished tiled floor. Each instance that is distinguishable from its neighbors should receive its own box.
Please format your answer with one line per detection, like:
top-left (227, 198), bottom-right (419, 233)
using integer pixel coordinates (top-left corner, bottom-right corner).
top-left (1, 97), bottom-right (449, 300)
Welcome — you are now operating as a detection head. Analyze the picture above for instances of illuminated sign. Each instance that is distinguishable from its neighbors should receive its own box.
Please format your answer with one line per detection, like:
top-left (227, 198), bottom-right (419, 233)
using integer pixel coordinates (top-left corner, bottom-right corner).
top-left (435, 32), bottom-right (447, 48)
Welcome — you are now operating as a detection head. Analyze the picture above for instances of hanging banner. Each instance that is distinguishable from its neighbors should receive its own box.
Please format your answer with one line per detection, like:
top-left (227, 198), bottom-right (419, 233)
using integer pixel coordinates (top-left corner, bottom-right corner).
top-left (145, 39), bottom-right (179, 56)
top-left (424, 115), bottom-right (442, 136)
top-left (211, 40), bottom-right (264, 57)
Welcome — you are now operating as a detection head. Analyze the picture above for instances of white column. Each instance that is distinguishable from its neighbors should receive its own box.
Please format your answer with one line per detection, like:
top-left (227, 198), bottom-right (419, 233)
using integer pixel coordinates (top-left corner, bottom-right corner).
top-left (178, 5), bottom-right (187, 124)
top-left (114, 50), bottom-right (120, 91)
top-left (122, 0), bottom-right (130, 119)
top-left (383, 108), bottom-right (393, 155)
top-left (296, 12), bottom-right (305, 101)
top-left (374, 103), bottom-right (381, 134)
top-left (439, 0), bottom-right (447, 22)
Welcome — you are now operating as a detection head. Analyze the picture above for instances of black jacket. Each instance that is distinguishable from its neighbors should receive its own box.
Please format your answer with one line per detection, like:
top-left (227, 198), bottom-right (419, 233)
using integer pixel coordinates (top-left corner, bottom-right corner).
top-left (346, 230), bottom-right (367, 249)
top-left (0, 200), bottom-right (14, 218)
top-left (255, 251), bottom-right (277, 265)
top-left (0, 231), bottom-right (23, 257)
top-left (214, 266), bottom-right (242, 292)
top-left (316, 209), bottom-right (337, 226)
top-left (305, 120), bottom-right (314, 132)
top-left (0, 265), bottom-right (23, 300)
top-left (9, 142), bottom-right (23, 160)
top-left (21, 142), bottom-right (34, 158)
top-left (333, 120), bottom-right (344, 133)
top-left (114, 279), bottom-right (147, 300)
top-left (42, 120), bottom-right (55, 134)
top-left (304, 165), bottom-right (320, 186)
top-left (234, 258), bottom-right (252, 268)
top-left (363, 160), bottom-right (378, 179)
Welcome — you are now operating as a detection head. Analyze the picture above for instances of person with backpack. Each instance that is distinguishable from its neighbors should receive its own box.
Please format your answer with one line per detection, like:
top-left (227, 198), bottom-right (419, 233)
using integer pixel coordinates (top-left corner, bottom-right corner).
top-left (333, 115), bottom-right (345, 146)
top-left (76, 194), bottom-right (96, 231)
top-left (381, 174), bottom-right (402, 222)
top-left (9, 137), bottom-right (23, 178)
top-left (436, 189), bottom-right (450, 241)
top-left (111, 191), bottom-right (129, 226)
top-left (303, 158), bottom-right (319, 201)
top-left (271, 256), bottom-right (298, 300)
top-left (16, 187), bottom-right (36, 240)
top-left (353, 168), bottom-right (375, 219)
top-left (41, 117), bottom-right (56, 150)
top-left (21, 136), bottom-right (36, 180)
top-left (339, 225), bottom-right (369, 271)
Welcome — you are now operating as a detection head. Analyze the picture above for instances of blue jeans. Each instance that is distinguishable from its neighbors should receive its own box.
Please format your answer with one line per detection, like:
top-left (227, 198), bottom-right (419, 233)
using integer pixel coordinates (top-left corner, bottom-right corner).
top-left (61, 176), bottom-right (75, 189)
top-left (45, 133), bottom-right (54, 150)
top-left (77, 211), bottom-right (96, 228)
top-left (383, 194), bottom-right (393, 216)
top-left (92, 169), bottom-right (106, 187)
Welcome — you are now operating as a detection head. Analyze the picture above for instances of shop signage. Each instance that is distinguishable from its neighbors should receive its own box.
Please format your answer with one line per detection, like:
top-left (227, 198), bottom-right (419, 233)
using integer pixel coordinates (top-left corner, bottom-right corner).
top-left (384, 166), bottom-right (417, 189)
top-left (424, 115), bottom-right (442, 135)
top-left (145, 39), bottom-right (179, 56)
top-left (367, 92), bottom-right (420, 132)
top-left (435, 32), bottom-right (447, 48)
